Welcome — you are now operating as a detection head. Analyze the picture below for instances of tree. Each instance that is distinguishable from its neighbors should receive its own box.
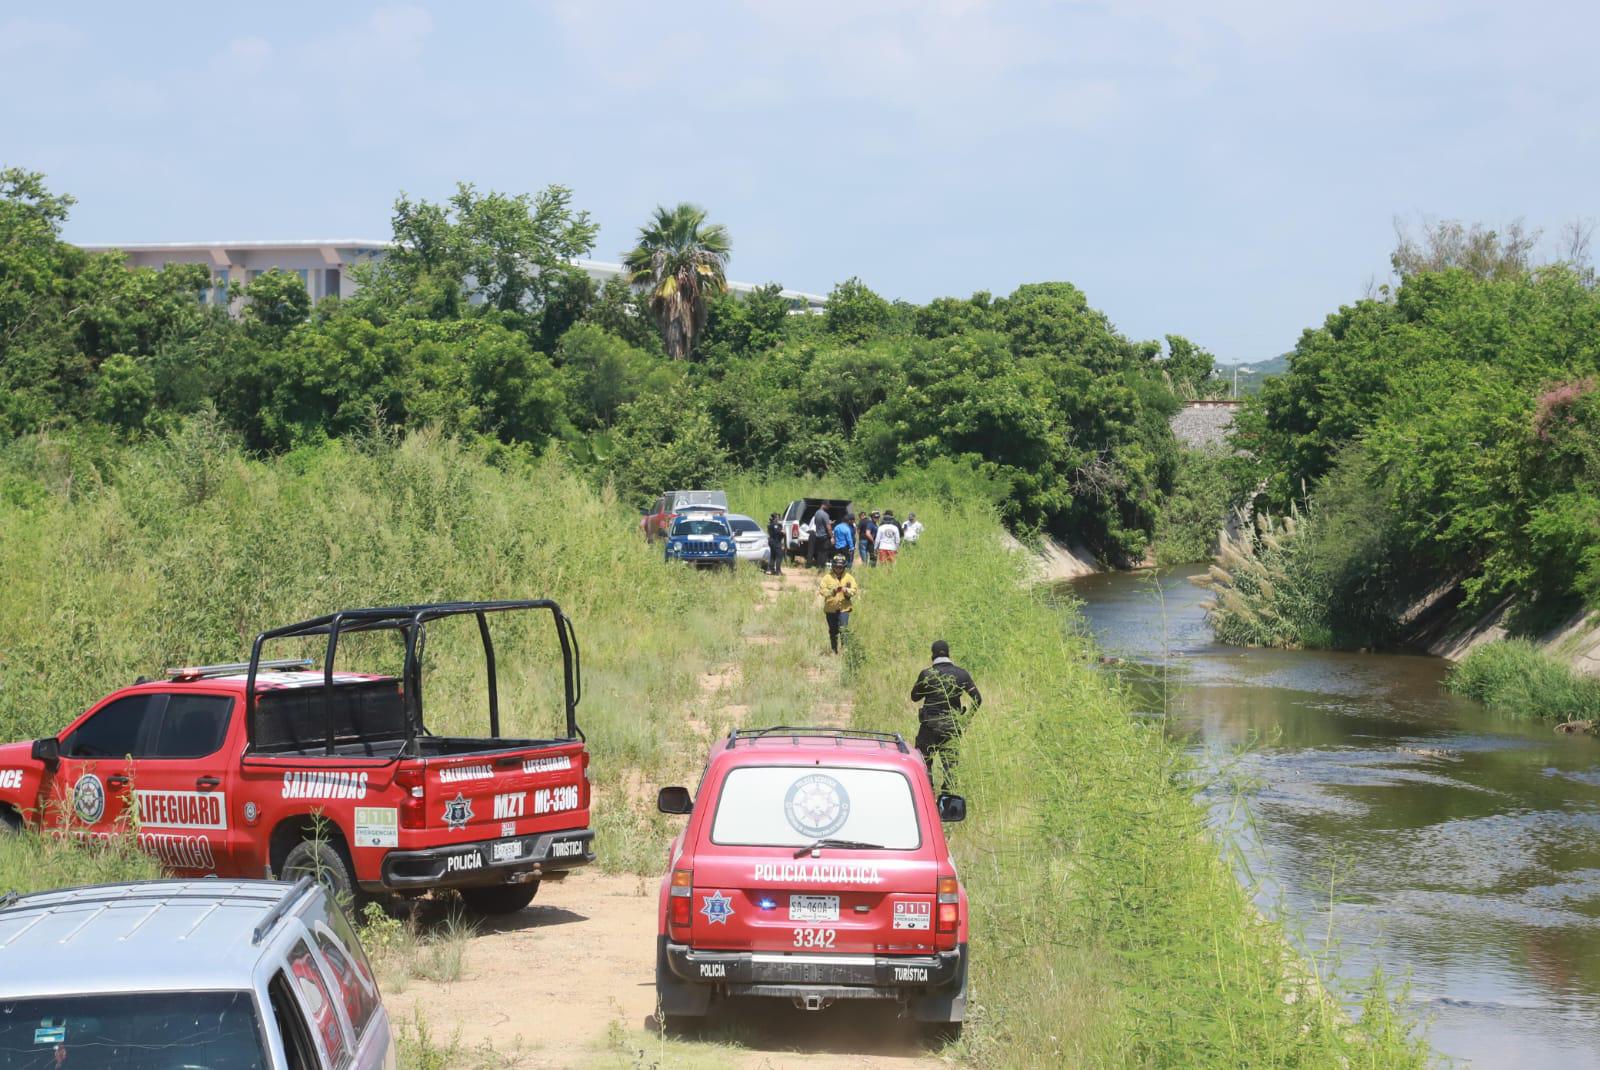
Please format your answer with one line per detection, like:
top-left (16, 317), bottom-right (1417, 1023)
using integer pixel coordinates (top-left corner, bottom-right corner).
top-left (700, 283), bottom-right (792, 362)
top-left (242, 269), bottom-right (310, 341)
top-left (369, 183), bottom-right (599, 330)
top-left (624, 203), bottom-right (731, 360)
top-left (1391, 216), bottom-right (1539, 281)
top-left (824, 277), bottom-right (892, 342)
top-left (0, 168), bottom-right (75, 354)
top-left (555, 323), bottom-right (674, 429)
top-left (1161, 334), bottom-right (1227, 400)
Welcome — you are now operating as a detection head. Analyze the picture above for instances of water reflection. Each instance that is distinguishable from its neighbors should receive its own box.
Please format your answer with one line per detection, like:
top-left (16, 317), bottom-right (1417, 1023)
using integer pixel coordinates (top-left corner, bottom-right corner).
top-left (1068, 567), bottom-right (1600, 1069)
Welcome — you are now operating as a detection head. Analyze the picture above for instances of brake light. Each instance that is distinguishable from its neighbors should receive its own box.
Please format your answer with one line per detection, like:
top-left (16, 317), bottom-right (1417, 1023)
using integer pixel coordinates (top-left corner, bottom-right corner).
top-left (669, 868), bottom-right (693, 934)
top-left (937, 875), bottom-right (959, 935)
top-left (396, 767), bottom-right (425, 830)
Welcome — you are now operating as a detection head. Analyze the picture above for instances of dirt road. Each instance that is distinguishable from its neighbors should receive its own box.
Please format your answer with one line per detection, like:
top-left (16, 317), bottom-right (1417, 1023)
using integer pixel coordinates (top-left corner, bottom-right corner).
top-left (387, 567), bottom-right (948, 1068)
top-left (386, 871), bottom-right (947, 1068)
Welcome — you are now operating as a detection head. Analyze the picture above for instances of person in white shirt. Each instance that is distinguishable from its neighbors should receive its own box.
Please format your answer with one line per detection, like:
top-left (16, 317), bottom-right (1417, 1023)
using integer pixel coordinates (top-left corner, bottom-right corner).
top-left (902, 513), bottom-right (923, 544)
top-left (876, 511), bottom-right (902, 564)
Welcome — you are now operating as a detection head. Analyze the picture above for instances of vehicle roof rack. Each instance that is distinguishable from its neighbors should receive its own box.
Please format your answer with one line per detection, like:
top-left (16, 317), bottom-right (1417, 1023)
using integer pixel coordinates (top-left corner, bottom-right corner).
top-left (252, 877), bottom-right (315, 945)
top-left (727, 726), bottom-right (908, 753)
top-left (168, 658), bottom-right (313, 682)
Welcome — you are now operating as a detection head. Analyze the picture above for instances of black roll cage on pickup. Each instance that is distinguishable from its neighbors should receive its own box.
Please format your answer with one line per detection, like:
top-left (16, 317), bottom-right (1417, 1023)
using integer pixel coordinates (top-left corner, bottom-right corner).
top-left (244, 600), bottom-right (582, 757)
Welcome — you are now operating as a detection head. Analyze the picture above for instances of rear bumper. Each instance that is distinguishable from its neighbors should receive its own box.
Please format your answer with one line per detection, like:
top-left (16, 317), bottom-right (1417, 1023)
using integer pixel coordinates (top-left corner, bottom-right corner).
top-left (664, 941), bottom-right (964, 996)
top-left (373, 828), bottom-right (594, 891)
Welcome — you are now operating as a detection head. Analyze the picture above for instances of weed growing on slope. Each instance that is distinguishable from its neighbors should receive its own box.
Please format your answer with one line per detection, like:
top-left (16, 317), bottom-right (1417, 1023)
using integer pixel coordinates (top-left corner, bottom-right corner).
top-left (1448, 638), bottom-right (1600, 723)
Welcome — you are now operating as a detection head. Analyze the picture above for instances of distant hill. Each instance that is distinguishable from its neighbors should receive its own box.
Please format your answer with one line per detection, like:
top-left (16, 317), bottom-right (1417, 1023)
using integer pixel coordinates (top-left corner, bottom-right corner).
top-left (1215, 353), bottom-right (1289, 396)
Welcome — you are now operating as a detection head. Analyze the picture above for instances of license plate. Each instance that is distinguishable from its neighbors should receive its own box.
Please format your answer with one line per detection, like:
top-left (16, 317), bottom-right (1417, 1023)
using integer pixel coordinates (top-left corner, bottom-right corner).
top-left (491, 840), bottom-right (523, 863)
top-left (790, 894), bottom-right (839, 922)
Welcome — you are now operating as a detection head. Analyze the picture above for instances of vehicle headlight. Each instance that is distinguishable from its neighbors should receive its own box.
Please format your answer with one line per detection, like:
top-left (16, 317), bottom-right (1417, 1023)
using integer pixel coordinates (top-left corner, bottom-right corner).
top-left (718, 540), bottom-right (729, 551)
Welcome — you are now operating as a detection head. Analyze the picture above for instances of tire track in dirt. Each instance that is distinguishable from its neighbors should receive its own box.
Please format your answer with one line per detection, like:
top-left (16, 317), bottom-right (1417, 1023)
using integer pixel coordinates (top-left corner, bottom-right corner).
top-left (388, 568), bottom-right (942, 1068)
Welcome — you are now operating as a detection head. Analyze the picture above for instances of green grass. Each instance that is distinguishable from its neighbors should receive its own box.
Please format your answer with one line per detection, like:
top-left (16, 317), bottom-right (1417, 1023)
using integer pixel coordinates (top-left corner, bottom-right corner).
top-left (1447, 638), bottom-right (1600, 722)
top-left (0, 827), bottom-right (161, 895)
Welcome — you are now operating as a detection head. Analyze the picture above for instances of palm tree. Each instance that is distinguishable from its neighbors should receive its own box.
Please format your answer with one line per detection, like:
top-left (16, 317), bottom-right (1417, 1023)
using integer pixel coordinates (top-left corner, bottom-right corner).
top-left (624, 203), bottom-right (731, 360)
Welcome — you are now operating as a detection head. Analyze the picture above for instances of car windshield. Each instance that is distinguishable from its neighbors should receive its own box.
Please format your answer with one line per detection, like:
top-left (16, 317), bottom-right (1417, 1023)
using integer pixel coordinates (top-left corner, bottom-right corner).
top-left (672, 518), bottom-right (729, 537)
top-left (727, 517), bottom-right (760, 534)
top-left (672, 490), bottom-right (728, 512)
top-left (0, 990), bottom-right (267, 1069)
top-left (710, 765), bottom-right (922, 849)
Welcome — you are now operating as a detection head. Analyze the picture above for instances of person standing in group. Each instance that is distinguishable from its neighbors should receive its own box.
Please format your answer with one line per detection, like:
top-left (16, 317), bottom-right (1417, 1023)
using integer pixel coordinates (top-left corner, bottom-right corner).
top-left (902, 512), bottom-right (923, 545)
top-left (858, 511), bottom-right (879, 568)
top-left (876, 510), bottom-right (901, 565)
top-left (809, 504), bottom-right (832, 569)
top-left (818, 554), bottom-right (859, 654)
top-left (910, 640), bottom-right (982, 789)
top-left (833, 512), bottom-right (857, 567)
top-left (766, 511), bottom-right (785, 576)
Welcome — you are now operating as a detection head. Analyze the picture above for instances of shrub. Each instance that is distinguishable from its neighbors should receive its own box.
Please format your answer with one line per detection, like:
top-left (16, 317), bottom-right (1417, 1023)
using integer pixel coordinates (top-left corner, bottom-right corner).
top-left (1447, 639), bottom-right (1600, 722)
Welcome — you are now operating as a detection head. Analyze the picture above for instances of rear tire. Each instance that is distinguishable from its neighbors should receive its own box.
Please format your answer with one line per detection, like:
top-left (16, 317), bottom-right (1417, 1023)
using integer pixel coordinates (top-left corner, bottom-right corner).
top-left (280, 838), bottom-right (365, 913)
top-left (458, 882), bottom-right (539, 915)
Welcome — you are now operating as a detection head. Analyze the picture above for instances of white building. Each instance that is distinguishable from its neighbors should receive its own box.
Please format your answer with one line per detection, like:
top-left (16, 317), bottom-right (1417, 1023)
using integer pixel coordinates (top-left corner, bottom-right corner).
top-left (76, 241), bottom-right (828, 314)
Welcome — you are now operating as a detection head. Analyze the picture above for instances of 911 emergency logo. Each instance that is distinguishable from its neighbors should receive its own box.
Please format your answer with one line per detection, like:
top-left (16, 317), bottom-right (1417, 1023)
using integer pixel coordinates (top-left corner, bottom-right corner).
top-left (73, 773), bottom-right (106, 824)
top-left (784, 774), bottom-right (851, 839)
top-left (442, 792), bottom-right (474, 830)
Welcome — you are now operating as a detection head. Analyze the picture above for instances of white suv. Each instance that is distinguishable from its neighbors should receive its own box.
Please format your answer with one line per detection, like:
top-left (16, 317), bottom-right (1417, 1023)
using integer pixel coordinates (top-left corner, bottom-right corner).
top-left (0, 878), bottom-right (393, 1068)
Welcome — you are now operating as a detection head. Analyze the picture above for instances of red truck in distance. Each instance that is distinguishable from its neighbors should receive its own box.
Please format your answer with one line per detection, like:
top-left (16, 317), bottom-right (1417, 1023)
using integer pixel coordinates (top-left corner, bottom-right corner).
top-left (0, 601), bottom-right (593, 915)
top-left (653, 726), bottom-right (970, 1037)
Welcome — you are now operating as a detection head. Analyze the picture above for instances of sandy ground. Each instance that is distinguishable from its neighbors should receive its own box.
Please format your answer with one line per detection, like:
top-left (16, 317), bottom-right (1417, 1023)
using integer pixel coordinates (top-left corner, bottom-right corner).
top-left (387, 567), bottom-right (946, 1069)
top-left (386, 871), bottom-right (947, 1069)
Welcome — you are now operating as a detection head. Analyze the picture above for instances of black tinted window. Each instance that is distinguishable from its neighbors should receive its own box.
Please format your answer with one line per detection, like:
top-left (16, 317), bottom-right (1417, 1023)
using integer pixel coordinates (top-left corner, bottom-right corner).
top-left (63, 695), bottom-right (160, 759)
top-left (152, 694), bottom-right (235, 758)
top-left (254, 681), bottom-right (407, 754)
top-left (728, 517), bottom-right (760, 533)
top-left (671, 518), bottom-right (729, 536)
top-left (0, 990), bottom-right (265, 1069)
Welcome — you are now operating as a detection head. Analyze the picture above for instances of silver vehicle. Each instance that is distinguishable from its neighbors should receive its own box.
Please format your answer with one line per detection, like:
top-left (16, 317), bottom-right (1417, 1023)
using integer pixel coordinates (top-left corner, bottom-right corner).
top-left (0, 878), bottom-right (393, 1069)
top-left (724, 513), bottom-right (771, 566)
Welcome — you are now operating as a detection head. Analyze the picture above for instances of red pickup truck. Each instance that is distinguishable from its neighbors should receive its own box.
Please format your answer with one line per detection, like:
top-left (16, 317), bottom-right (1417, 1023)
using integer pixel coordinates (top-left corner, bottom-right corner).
top-left (0, 601), bottom-right (593, 915)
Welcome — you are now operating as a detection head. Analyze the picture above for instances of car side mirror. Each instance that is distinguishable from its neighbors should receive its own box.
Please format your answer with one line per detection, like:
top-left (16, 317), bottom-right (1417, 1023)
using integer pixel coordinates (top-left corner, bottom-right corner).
top-left (31, 737), bottom-right (60, 772)
top-left (657, 786), bottom-right (693, 815)
top-left (937, 793), bottom-right (966, 823)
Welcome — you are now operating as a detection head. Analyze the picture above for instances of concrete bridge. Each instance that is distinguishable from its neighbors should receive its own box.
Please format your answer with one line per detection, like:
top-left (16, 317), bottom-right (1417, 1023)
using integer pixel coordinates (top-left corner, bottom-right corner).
top-left (1170, 400), bottom-right (1241, 449)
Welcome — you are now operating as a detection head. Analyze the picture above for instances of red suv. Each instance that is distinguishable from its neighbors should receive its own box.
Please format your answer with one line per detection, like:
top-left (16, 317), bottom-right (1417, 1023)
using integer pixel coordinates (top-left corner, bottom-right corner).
top-left (653, 727), bottom-right (969, 1035)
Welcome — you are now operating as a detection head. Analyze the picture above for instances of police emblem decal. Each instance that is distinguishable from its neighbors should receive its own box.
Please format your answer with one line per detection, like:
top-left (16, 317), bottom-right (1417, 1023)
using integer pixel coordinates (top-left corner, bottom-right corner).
top-left (442, 792), bottom-right (474, 829)
top-left (700, 890), bottom-right (734, 925)
top-left (784, 773), bottom-right (851, 839)
top-left (73, 773), bottom-right (106, 824)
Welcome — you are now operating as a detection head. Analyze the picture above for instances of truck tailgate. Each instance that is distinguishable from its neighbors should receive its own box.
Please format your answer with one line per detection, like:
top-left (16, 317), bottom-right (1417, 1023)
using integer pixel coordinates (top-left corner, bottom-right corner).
top-left (424, 742), bottom-right (588, 837)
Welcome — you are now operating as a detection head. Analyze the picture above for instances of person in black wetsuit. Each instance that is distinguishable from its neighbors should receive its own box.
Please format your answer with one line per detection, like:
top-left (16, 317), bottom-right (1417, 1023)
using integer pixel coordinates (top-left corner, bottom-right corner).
top-left (765, 511), bottom-right (785, 575)
top-left (910, 639), bottom-right (982, 789)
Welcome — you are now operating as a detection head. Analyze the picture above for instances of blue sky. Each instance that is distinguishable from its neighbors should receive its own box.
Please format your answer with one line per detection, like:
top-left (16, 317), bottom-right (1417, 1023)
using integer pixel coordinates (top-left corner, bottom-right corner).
top-left (3, 1), bottom-right (1597, 361)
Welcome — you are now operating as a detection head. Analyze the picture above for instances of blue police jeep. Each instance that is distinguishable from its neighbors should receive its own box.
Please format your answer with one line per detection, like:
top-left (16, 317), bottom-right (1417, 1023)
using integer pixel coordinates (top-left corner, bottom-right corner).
top-left (664, 514), bottom-right (737, 570)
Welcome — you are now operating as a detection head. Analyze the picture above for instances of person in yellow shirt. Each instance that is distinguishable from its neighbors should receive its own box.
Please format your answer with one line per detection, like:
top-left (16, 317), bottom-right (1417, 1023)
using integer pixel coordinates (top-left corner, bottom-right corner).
top-left (818, 554), bottom-right (859, 654)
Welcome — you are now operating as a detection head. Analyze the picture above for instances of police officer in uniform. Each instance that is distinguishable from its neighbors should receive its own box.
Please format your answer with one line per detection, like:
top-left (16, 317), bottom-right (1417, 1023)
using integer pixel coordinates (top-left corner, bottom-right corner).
top-left (910, 639), bottom-right (982, 789)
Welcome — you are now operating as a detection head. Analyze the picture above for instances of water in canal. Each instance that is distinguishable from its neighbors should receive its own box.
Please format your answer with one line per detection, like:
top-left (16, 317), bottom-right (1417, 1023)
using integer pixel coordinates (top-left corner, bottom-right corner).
top-left (1068, 566), bottom-right (1600, 1068)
